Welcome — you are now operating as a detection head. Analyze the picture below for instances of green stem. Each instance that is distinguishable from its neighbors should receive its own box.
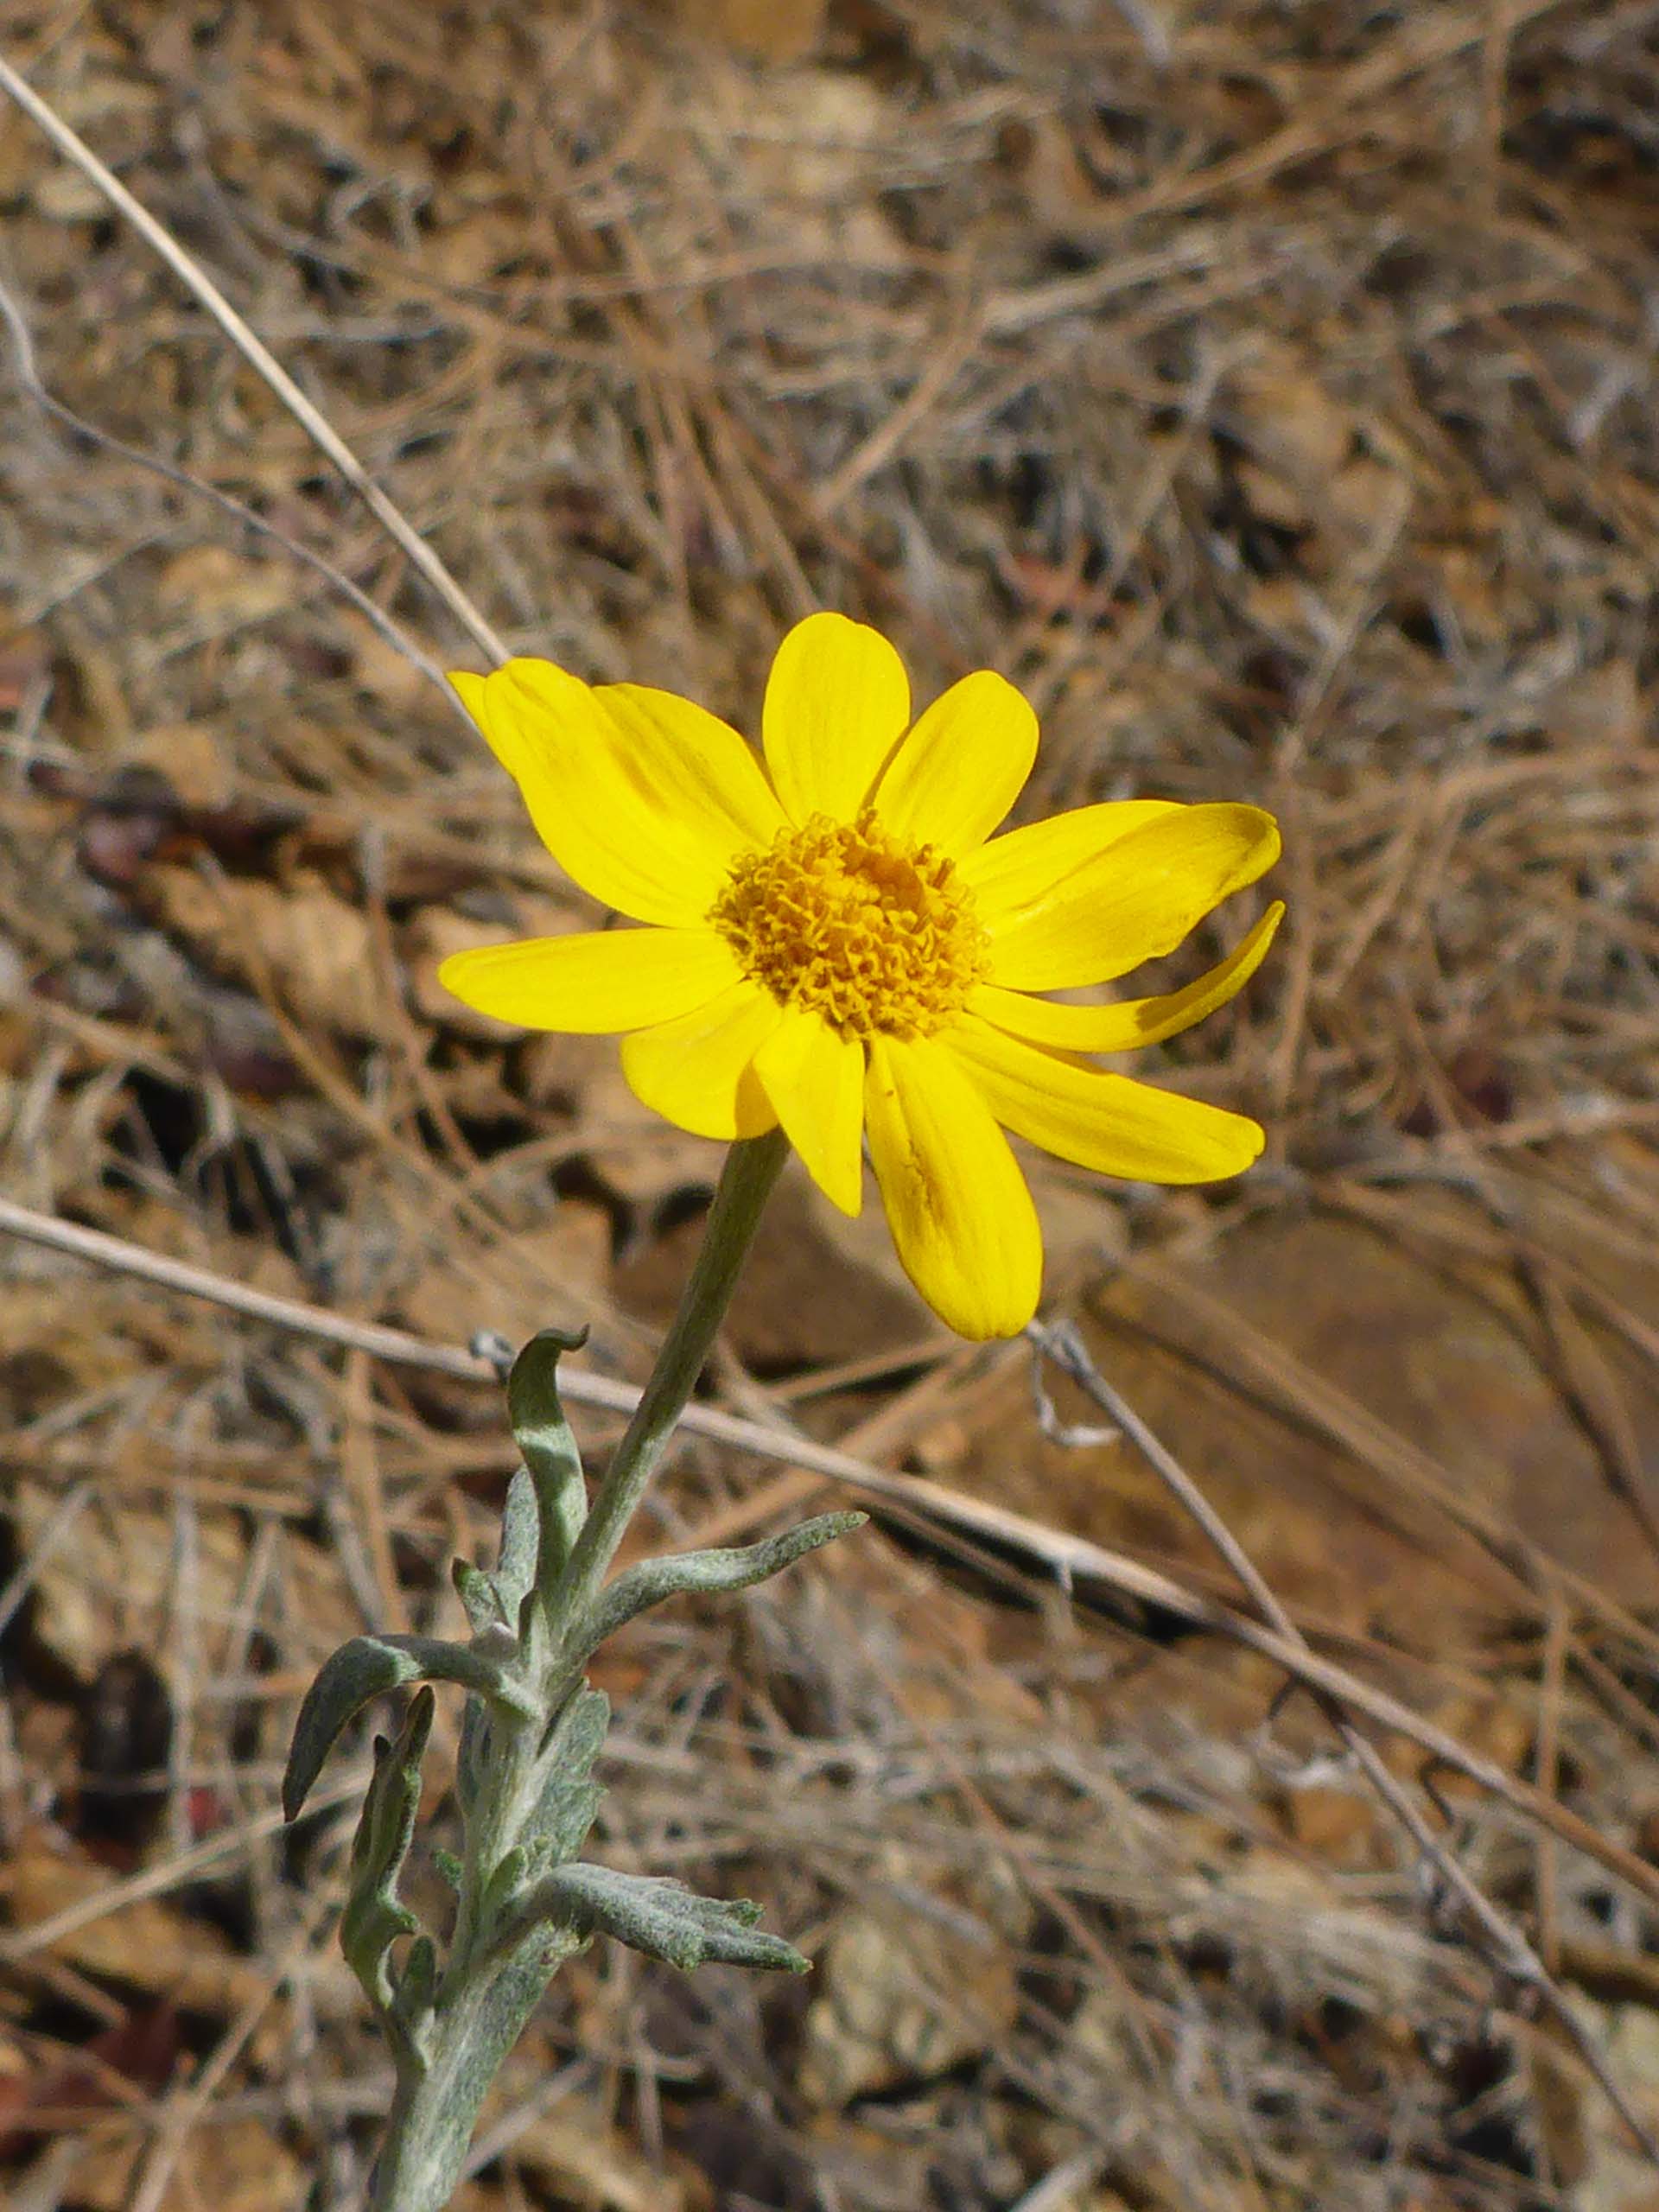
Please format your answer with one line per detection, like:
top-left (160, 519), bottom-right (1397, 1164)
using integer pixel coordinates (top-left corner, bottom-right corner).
top-left (367, 1931), bottom-right (580, 2212)
top-left (366, 1128), bottom-right (787, 2212)
top-left (556, 1127), bottom-right (788, 1627)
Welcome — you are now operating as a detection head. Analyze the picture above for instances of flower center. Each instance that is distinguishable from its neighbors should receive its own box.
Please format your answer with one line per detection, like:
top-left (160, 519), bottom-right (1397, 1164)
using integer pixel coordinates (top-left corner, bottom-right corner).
top-left (709, 810), bottom-right (990, 1040)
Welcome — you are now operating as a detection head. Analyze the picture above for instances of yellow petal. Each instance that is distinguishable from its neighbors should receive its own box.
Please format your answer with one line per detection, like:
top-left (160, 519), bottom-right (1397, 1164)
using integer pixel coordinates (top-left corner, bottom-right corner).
top-left (864, 1033), bottom-right (1042, 1339)
top-left (752, 1007), bottom-right (866, 1216)
top-left (977, 803), bottom-right (1281, 990)
top-left (871, 671), bottom-right (1039, 857)
top-left (761, 613), bottom-right (912, 824)
top-left (594, 682), bottom-right (787, 847)
top-left (959, 799), bottom-right (1180, 914)
top-left (620, 980), bottom-right (783, 1141)
top-left (969, 901), bottom-right (1284, 1054)
top-left (451, 660), bottom-right (785, 928)
top-left (945, 1016), bottom-right (1265, 1183)
top-left (438, 927), bottom-right (742, 1034)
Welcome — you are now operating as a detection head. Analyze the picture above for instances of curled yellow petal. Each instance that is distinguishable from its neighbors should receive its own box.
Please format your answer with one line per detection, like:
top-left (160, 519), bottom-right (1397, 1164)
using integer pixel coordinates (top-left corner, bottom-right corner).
top-left (451, 660), bottom-right (784, 928)
top-left (978, 803), bottom-right (1281, 991)
top-left (864, 1033), bottom-right (1042, 1340)
top-left (761, 613), bottom-right (911, 824)
top-left (620, 980), bottom-right (783, 1141)
top-left (752, 1007), bottom-right (866, 1217)
top-left (946, 1016), bottom-right (1264, 1184)
top-left (438, 927), bottom-right (741, 1034)
top-left (872, 671), bottom-right (1039, 858)
top-left (969, 902), bottom-right (1284, 1054)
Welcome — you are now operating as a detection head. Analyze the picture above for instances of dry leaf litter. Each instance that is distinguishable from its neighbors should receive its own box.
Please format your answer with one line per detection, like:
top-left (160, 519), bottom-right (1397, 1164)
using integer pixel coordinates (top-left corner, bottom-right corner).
top-left (2, 1), bottom-right (1659, 2207)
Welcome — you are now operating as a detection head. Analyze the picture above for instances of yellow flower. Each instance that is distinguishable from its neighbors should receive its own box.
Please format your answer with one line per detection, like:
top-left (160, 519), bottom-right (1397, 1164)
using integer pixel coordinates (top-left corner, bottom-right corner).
top-left (441, 614), bottom-right (1281, 1340)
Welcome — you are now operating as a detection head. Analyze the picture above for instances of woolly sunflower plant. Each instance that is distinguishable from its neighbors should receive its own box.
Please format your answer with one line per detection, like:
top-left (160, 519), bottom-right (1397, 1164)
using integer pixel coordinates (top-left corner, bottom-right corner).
top-left (443, 612), bottom-right (1281, 1335)
top-left (287, 614), bottom-right (1280, 2212)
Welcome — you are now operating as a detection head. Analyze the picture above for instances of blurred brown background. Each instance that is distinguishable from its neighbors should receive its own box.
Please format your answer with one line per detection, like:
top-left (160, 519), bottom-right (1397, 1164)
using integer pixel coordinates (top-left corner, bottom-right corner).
top-left (2, 1), bottom-right (1658, 2206)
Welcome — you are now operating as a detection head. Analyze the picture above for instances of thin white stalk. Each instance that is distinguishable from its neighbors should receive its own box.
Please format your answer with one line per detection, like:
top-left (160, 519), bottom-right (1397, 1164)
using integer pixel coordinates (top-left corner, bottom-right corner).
top-left (0, 48), bottom-right (510, 668)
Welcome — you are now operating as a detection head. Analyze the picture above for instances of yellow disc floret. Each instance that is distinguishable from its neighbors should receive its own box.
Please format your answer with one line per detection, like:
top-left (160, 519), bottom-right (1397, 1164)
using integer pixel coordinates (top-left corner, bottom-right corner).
top-left (709, 810), bottom-right (990, 1039)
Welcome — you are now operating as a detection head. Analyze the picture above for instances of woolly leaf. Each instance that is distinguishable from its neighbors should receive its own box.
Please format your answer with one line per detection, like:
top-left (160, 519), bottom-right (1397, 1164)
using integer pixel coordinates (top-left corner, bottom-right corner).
top-left (283, 1633), bottom-right (534, 1821)
top-left (455, 1694), bottom-right (489, 1820)
top-left (340, 1688), bottom-right (435, 2028)
top-left (579, 1513), bottom-right (865, 1657)
top-left (493, 1465), bottom-right (541, 1617)
top-left (452, 1558), bottom-right (505, 1635)
top-left (395, 1934), bottom-right (439, 2037)
top-left (531, 1863), bottom-right (807, 1974)
top-left (507, 1329), bottom-right (589, 1595)
top-left (525, 1684), bottom-right (610, 1871)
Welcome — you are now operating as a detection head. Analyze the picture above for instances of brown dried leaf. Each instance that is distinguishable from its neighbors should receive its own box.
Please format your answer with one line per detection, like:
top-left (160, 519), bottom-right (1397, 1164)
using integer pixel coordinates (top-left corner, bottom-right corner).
top-left (73, 2115), bottom-right (307, 2212)
top-left (575, 1058), bottom-right (727, 1208)
top-left (951, 1206), bottom-right (1659, 1649)
top-left (4, 1835), bottom-right (268, 2014)
top-left (149, 865), bottom-right (400, 1046)
top-left (615, 1167), bottom-right (927, 1370)
top-left (121, 721), bottom-right (236, 812)
top-left (799, 1877), bottom-right (1020, 2107)
top-left (15, 1484), bottom-right (357, 1683)
top-left (1225, 351), bottom-right (1357, 491)
top-left (501, 2096), bottom-right (690, 2212)
top-left (405, 907), bottom-right (531, 1042)
top-left (154, 545), bottom-right (294, 625)
top-left (402, 1208), bottom-right (613, 1346)
top-left (667, 0), bottom-right (828, 62)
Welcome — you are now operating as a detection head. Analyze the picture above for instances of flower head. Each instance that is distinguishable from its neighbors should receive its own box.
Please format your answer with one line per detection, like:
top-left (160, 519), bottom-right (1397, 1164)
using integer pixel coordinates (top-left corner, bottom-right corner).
top-left (442, 614), bottom-right (1281, 1339)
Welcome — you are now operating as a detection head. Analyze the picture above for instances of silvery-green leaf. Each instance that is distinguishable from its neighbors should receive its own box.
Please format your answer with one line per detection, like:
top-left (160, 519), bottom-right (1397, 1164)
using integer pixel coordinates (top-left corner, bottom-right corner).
top-left (507, 1329), bottom-right (588, 1596)
top-left (492, 1465), bottom-right (541, 1617)
top-left (527, 1862), bottom-right (807, 1974)
top-left (451, 1558), bottom-right (505, 1636)
top-left (578, 1512), bottom-right (865, 1657)
top-left (395, 1934), bottom-right (438, 2043)
top-left (524, 1684), bottom-right (609, 1870)
top-left (283, 1633), bottom-right (535, 1821)
top-left (480, 1844), bottom-right (531, 1932)
top-left (340, 1688), bottom-right (434, 2026)
top-left (455, 1694), bottom-right (489, 1819)
top-left (369, 1927), bottom-right (584, 2212)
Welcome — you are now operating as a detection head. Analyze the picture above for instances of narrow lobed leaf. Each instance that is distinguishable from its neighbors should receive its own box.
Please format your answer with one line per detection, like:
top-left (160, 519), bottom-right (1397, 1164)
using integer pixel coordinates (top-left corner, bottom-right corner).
top-left (340, 1688), bottom-right (435, 2020)
top-left (455, 1694), bottom-right (489, 1818)
top-left (578, 1511), bottom-right (867, 1658)
top-left (507, 1328), bottom-right (591, 1592)
top-left (524, 1684), bottom-right (610, 1870)
top-left (283, 1633), bottom-right (535, 1821)
top-left (394, 1934), bottom-right (438, 2041)
top-left (452, 1557), bottom-right (505, 1635)
top-left (492, 1465), bottom-right (541, 1617)
top-left (480, 1845), bottom-right (531, 1933)
top-left (531, 1862), bottom-right (809, 1975)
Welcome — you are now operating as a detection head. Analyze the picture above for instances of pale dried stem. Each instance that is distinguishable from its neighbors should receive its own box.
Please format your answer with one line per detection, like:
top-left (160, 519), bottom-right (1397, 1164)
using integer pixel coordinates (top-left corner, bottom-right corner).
top-left (0, 1769), bottom-right (369, 1967)
top-left (0, 273), bottom-right (461, 711)
top-left (6, 1192), bottom-right (1659, 1926)
top-left (0, 48), bottom-right (510, 668)
top-left (1027, 1318), bottom-right (1659, 2170)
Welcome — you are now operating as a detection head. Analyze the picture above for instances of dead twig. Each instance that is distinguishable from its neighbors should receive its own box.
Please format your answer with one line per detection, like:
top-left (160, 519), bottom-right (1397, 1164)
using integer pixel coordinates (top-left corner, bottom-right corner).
top-left (6, 1193), bottom-right (1659, 1926)
top-left (0, 274), bottom-right (461, 714)
top-left (0, 47), bottom-right (509, 668)
top-left (0, 1767), bottom-right (368, 1967)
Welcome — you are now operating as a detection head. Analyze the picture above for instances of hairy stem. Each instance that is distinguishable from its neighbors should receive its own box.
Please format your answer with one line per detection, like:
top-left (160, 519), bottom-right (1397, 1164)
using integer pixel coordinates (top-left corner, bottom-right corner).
top-left (367, 1930), bottom-right (580, 2212)
top-left (556, 1128), bottom-right (789, 1624)
top-left (366, 1129), bottom-right (787, 2212)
